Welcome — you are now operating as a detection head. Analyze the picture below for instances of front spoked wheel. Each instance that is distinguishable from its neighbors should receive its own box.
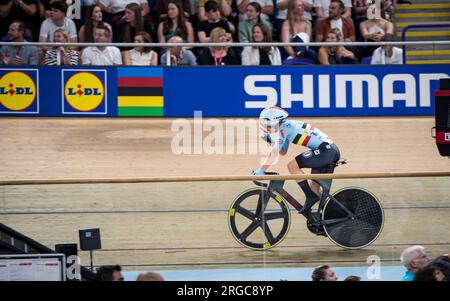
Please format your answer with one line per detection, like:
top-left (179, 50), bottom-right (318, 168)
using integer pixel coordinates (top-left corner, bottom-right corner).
top-left (228, 188), bottom-right (291, 250)
top-left (322, 187), bottom-right (385, 249)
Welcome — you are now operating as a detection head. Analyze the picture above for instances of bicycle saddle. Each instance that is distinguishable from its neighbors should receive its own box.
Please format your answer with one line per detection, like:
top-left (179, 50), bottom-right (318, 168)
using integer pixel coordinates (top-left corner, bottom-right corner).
top-left (330, 158), bottom-right (347, 168)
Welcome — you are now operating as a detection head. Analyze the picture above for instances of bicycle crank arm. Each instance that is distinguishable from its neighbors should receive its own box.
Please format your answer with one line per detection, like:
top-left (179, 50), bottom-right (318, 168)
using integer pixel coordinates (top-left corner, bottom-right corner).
top-left (321, 217), bottom-right (351, 225)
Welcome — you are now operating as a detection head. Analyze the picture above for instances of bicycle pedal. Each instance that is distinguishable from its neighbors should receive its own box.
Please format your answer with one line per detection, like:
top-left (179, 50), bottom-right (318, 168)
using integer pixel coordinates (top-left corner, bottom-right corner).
top-left (306, 220), bottom-right (326, 236)
top-left (316, 230), bottom-right (326, 237)
top-left (306, 212), bottom-right (326, 236)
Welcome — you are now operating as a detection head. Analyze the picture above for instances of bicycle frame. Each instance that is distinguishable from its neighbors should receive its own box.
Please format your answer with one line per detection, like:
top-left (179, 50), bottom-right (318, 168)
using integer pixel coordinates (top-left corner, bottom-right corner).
top-left (255, 178), bottom-right (354, 220)
top-left (270, 181), bottom-right (305, 212)
top-left (230, 167), bottom-right (383, 250)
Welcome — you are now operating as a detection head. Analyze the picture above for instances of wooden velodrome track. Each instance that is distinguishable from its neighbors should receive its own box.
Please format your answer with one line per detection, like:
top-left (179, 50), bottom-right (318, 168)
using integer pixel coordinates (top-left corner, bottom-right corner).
top-left (0, 117), bottom-right (449, 272)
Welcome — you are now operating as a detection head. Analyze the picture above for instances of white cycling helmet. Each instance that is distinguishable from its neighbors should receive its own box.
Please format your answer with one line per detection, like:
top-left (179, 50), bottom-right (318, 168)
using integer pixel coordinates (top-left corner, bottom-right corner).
top-left (259, 106), bottom-right (289, 129)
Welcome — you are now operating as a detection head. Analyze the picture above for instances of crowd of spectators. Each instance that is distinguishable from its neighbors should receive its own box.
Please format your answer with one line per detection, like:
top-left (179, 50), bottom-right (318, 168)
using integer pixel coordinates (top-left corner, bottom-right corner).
top-left (94, 264), bottom-right (165, 281)
top-left (310, 246), bottom-right (449, 281)
top-left (0, 0), bottom-right (407, 66)
top-left (94, 247), bottom-right (449, 281)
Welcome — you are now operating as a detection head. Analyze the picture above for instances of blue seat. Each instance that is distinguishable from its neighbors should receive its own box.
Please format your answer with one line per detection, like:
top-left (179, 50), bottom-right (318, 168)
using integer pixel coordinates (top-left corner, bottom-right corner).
top-left (283, 57), bottom-right (314, 65)
top-left (360, 56), bottom-right (372, 64)
top-left (341, 57), bottom-right (357, 64)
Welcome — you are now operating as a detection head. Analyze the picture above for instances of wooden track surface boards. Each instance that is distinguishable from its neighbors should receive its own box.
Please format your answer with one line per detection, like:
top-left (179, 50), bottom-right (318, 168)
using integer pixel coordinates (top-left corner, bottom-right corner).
top-left (1, 117), bottom-right (449, 272)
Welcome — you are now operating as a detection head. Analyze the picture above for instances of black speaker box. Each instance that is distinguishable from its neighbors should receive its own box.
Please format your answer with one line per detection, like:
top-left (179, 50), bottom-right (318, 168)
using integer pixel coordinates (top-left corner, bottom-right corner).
top-left (79, 228), bottom-right (101, 251)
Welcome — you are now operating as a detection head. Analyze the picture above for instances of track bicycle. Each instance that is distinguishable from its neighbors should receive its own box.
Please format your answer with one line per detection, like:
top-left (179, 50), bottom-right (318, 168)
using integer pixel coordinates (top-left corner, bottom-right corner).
top-left (228, 159), bottom-right (385, 250)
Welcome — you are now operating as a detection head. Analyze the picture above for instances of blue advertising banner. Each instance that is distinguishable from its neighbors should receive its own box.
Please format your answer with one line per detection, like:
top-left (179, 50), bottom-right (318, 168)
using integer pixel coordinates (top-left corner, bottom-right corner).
top-left (0, 65), bottom-right (448, 117)
top-left (163, 65), bottom-right (450, 117)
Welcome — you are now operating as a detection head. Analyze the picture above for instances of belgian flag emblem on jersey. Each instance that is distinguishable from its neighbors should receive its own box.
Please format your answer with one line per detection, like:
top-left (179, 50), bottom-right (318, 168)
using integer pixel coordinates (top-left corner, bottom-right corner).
top-left (292, 123), bottom-right (315, 146)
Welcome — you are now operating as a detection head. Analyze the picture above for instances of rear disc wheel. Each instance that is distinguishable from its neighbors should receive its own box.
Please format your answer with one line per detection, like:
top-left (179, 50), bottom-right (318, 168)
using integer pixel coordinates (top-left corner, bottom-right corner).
top-left (322, 187), bottom-right (384, 249)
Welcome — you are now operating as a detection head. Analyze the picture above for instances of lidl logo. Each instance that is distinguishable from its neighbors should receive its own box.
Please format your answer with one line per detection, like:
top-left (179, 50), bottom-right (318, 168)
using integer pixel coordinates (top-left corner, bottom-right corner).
top-left (67, 84), bottom-right (102, 97)
top-left (0, 70), bottom-right (39, 113)
top-left (63, 70), bottom-right (107, 114)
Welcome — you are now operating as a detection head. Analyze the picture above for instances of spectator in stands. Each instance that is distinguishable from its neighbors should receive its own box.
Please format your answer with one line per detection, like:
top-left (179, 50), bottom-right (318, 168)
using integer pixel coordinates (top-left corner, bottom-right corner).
top-left (37, 0), bottom-right (52, 19)
top-left (122, 31), bottom-right (158, 65)
top-left (238, 2), bottom-right (272, 43)
top-left (344, 275), bottom-right (361, 281)
top-left (435, 254), bottom-right (450, 264)
top-left (160, 35), bottom-right (197, 65)
top-left (280, 0), bottom-right (315, 61)
top-left (39, 0), bottom-right (86, 21)
top-left (0, 20), bottom-right (39, 65)
top-left (95, 264), bottom-right (124, 281)
top-left (197, 0), bottom-right (233, 43)
top-left (370, 33), bottom-right (402, 64)
top-left (189, 0), bottom-right (199, 22)
top-left (155, 0), bottom-right (191, 21)
top-left (318, 28), bottom-right (356, 64)
top-left (116, 2), bottom-right (155, 44)
top-left (136, 271), bottom-right (165, 281)
top-left (414, 260), bottom-right (450, 281)
top-left (79, 4), bottom-right (113, 43)
top-left (157, 0), bottom-right (194, 43)
top-left (275, 0), bottom-right (312, 38)
top-left (44, 29), bottom-right (79, 65)
top-left (81, 23), bottom-right (122, 65)
top-left (197, 27), bottom-right (240, 65)
top-left (316, 0), bottom-right (355, 42)
top-left (38, 0), bottom-right (78, 51)
top-left (0, 0), bottom-right (37, 40)
top-left (79, 1), bottom-right (100, 19)
top-left (314, 0), bottom-right (352, 22)
top-left (241, 23), bottom-right (281, 65)
top-left (236, 0), bottom-right (273, 23)
top-left (311, 265), bottom-right (338, 281)
top-left (351, 0), bottom-right (368, 41)
top-left (359, 0), bottom-right (393, 57)
top-left (197, 0), bottom-right (232, 22)
top-left (381, 0), bottom-right (394, 21)
top-left (97, 0), bottom-right (150, 30)
top-left (413, 266), bottom-right (438, 281)
top-left (400, 245), bottom-right (430, 281)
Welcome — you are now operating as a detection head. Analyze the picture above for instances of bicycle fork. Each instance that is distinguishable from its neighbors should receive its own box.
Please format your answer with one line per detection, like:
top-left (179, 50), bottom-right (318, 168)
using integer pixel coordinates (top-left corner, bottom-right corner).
top-left (256, 180), bottom-right (286, 218)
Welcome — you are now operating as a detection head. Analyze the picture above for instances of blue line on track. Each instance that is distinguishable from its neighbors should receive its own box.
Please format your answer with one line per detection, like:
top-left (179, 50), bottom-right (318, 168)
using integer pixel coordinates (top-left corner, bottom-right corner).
top-left (1, 205), bottom-right (449, 216)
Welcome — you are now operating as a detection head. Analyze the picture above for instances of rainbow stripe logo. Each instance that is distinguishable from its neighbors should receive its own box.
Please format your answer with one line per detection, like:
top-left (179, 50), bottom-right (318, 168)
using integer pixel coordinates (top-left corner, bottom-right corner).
top-left (117, 68), bottom-right (163, 116)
